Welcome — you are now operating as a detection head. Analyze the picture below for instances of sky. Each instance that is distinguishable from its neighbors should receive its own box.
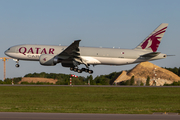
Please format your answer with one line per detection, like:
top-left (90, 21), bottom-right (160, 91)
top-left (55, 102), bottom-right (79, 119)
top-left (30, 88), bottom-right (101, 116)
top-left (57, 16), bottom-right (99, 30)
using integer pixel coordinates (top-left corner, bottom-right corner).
top-left (0, 0), bottom-right (180, 80)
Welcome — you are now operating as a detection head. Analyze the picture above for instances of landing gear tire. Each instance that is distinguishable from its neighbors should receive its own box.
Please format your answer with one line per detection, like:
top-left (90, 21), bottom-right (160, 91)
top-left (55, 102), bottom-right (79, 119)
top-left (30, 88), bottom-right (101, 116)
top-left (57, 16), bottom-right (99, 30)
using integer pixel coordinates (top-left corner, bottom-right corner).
top-left (88, 70), bottom-right (93, 74)
top-left (70, 67), bottom-right (74, 71)
top-left (74, 68), bottom-right (78, 72)
top-left (77, 69), bottom-right (82, 73)
top-left (81, 68), bottom-right (93, 74)
top-left (15, 64), bottom-right (20, 68)
top-left (71, 67), bottom-right (93, 74)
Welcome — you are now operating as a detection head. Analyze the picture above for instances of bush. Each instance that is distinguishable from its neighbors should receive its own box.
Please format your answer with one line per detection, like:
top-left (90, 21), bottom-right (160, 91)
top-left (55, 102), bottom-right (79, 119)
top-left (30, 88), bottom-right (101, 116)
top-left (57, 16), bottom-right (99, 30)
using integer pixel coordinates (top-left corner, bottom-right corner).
top-left (130, 76), bottom-right (134, 85)
top-left (119, 80), bottom-right (130, 85)
top-left (164, 81), bottom-right (180, 86)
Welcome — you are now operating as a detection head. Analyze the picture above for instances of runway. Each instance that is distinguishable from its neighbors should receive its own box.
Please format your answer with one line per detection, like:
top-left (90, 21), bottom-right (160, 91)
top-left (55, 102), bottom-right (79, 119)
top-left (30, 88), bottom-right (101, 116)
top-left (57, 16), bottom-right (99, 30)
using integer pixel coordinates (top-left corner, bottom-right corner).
top-left (0, 112), bottom-right (179, 120)
top-left (1, 84), bottom-right (180, 87)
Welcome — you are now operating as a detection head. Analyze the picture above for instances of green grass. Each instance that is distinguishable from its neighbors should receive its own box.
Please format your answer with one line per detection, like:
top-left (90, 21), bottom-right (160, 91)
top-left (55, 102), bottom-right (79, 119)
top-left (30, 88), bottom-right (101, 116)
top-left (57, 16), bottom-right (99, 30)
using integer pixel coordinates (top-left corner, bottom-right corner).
top-left (0, 86), bottom-right (180, 114)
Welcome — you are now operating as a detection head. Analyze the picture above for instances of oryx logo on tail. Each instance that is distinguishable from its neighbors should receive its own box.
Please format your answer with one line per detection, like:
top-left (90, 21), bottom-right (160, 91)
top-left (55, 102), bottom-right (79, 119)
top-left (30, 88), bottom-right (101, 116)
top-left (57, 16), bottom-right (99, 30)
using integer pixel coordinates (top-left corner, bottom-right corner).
top-left (141, 26), bottom-right (167, 52)
top-left (135, 23), bottom-right (168, 52)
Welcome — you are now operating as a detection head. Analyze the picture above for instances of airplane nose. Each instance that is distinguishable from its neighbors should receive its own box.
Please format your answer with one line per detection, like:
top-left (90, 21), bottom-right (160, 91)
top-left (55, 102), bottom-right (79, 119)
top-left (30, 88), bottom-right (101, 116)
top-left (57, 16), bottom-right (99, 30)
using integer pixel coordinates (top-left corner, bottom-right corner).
top-left (4, 48), bottom-right (11, 56)
top-left (4, 50), bottom-right (8, 56)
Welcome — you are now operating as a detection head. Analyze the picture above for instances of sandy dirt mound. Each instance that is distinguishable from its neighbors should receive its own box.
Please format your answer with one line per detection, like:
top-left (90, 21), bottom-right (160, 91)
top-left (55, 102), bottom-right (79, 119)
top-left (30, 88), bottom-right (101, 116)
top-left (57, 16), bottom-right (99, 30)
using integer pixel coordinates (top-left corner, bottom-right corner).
top-left (19, 77), bottom-right (58, 84)
top-left (114, 62), bottom-right (180, 86)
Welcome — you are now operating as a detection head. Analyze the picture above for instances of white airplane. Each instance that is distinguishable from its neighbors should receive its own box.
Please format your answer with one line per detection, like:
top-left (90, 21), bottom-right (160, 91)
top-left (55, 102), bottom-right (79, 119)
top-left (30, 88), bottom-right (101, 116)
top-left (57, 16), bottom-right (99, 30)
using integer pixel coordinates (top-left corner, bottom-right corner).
top-left (5, 23), bottom-right (168, 74)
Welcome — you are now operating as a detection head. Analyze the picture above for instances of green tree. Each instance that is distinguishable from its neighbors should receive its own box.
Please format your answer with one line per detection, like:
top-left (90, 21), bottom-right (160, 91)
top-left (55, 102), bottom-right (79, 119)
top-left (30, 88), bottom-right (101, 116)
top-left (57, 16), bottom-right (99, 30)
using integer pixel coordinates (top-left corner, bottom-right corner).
top-left (4, 78), bottom-right (12, 84)
top-left (119, 80), bottom-right (130, 85)
top-left (130, 76), bottom-right (134, 85)
top-left (164, 81), bottom-right (180, 86)
top-left (13, 77), bottom-right (22, 84)
top-left (39, 72), bottom-right (46, 78)
top-left (146, 76), bottom-right (150, 86)
top-left (0, 80), bottom-right (4, 84)
top-left (94, 75), bottom-right (110, 85)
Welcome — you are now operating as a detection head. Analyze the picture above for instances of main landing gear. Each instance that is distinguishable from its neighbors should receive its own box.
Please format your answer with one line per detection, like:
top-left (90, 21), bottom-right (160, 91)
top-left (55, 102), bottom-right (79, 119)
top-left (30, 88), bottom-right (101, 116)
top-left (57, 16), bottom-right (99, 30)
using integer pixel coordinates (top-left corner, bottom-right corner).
top-left (70, 67), bottom-right (93, 74)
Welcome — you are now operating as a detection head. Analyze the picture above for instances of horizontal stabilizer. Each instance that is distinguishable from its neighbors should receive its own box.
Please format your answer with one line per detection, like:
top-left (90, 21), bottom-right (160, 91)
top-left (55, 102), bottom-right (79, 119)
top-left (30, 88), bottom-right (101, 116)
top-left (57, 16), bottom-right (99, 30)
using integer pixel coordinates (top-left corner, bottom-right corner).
top-left (141, 52), bottom-right (160, 57)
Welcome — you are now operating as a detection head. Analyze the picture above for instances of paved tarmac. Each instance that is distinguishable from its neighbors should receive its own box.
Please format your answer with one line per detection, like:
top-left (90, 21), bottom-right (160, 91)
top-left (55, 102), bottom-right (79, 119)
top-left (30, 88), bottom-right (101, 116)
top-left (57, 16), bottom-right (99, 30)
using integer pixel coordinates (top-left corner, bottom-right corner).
top-left (0, 112), bottom-right (179, 120)
top-left (1, 84), bottom-right (180, 87)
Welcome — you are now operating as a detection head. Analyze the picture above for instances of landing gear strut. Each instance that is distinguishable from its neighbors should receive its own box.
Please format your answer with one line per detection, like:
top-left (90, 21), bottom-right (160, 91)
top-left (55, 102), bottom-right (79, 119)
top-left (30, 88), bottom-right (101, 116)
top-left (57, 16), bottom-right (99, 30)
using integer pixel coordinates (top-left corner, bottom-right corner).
top-left (71, 60), bottom-right (94, 74)
top-left (15, 59), bottom-right (20, 68)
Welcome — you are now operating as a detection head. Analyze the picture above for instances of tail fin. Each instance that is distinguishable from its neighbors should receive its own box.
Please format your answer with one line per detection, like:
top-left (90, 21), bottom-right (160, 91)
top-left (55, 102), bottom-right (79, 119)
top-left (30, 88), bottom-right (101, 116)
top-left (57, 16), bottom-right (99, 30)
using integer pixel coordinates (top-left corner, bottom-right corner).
top-left (135, 23), bottom-right (168, 52)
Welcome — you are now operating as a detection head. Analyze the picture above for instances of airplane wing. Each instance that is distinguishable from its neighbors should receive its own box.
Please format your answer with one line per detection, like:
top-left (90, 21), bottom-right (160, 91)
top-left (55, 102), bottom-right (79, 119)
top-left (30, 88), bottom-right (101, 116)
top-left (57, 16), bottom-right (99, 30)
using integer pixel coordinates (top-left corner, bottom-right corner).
top-left (57, 40), bottom-right (90, 67)
top-left (58, 40), bottom-right (81, 58)
top-left (140, 52), bottom-right (161, 57)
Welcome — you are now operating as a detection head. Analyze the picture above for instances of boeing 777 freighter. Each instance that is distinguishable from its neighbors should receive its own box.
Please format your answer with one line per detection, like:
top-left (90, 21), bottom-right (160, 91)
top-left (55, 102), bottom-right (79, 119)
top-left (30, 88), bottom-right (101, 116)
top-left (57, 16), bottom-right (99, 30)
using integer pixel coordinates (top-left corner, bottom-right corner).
top-left (5, 23), bottom-right (168, 74)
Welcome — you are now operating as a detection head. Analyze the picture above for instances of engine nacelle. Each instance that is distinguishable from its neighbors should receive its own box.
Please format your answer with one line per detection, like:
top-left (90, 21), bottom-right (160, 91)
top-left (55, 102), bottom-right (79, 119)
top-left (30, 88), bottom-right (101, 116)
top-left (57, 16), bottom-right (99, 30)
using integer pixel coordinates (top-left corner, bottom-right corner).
top-left (39, 54), bottom-right (58, 66)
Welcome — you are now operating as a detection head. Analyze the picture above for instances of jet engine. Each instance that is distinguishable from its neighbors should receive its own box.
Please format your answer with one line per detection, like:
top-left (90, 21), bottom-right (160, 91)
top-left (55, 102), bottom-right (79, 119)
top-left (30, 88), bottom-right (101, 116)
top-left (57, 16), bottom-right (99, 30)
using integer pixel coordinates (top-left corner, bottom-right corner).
top-left (39, 54), bottom-right (59, 66)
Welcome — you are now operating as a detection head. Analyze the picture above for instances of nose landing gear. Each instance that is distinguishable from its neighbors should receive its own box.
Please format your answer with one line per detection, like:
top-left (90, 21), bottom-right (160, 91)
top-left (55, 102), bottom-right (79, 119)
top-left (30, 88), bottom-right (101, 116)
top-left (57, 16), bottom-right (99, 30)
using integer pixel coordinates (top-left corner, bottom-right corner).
top-left (15, 64), bottom-right (20, 68)
top-left (14, 59), bottom-right (20, 68)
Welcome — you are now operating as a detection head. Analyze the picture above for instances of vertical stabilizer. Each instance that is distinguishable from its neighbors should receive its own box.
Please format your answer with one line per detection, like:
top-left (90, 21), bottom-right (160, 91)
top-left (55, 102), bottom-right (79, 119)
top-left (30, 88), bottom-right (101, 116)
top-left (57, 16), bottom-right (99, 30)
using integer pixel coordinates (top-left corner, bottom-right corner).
top-left (135, 23), bottom-right (168, 52)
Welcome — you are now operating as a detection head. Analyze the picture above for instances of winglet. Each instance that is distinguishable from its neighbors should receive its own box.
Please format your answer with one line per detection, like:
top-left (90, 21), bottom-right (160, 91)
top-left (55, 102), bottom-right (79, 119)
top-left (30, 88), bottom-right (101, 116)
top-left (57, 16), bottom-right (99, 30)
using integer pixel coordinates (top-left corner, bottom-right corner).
top-left (135, 23), bottom-right (168, 52)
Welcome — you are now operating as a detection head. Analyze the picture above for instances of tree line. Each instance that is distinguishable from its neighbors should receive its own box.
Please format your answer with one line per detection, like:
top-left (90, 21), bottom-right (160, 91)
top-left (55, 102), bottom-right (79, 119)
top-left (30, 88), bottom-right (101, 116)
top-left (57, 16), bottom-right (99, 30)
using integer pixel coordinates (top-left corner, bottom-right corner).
top-left (163, 67), bottom-right (180, 86)
top-left (0, 71), bottom-right (122, 85)
top-left (164, 67), bottom-right (180, 76)
top-left (1, 66), bottom-right (180, 85)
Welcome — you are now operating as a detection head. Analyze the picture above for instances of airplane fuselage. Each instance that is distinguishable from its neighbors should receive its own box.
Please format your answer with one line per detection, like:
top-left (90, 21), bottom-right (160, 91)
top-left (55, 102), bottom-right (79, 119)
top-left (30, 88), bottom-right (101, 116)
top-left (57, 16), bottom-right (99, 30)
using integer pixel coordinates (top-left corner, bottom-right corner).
top-left (5, 44), bottom-right (166, 66)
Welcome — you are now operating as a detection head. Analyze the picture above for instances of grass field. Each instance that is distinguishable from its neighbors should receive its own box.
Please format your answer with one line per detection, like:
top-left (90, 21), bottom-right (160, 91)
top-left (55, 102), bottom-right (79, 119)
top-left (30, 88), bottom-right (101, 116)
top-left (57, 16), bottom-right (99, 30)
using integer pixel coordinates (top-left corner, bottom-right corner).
top-left (0, 86), bottom-right (179, 114)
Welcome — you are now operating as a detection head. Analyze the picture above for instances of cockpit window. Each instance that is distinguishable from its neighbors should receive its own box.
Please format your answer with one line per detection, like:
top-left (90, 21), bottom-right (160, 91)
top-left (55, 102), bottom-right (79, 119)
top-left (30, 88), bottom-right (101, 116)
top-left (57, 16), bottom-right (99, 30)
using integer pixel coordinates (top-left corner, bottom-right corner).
top-left (7, 48), bottom-right (10, 50)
